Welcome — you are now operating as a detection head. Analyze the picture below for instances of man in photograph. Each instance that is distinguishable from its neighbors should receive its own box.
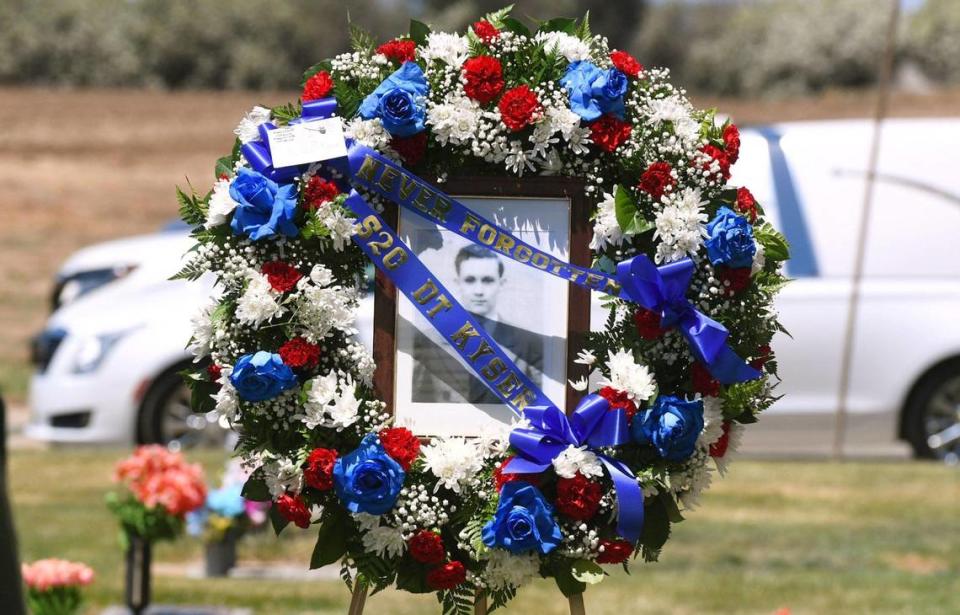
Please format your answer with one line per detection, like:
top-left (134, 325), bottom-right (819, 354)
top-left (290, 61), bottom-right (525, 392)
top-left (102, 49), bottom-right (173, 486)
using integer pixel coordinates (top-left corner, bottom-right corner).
top-left (412, 244), bottom-right (544, 404)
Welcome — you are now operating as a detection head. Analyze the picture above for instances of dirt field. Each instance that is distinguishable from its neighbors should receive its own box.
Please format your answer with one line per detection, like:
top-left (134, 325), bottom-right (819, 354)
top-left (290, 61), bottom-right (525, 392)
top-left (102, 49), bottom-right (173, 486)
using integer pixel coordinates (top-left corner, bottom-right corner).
top-left (2, 85), bottom-right (959, 403)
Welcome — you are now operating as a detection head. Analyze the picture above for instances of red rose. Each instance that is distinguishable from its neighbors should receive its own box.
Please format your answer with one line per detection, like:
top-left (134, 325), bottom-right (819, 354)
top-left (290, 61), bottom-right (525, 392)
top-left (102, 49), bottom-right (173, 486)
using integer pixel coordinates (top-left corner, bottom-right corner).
top-left (276, 493), bottom-right (311, 529)
top-left (609, 50), bottom-right (643, 78)
top-left (691, 362), bottom-right (720, 397)
top-left (750, 344), bottom-right (772, 370)
top-left (279, 337), bottom-right (321, 370)
top-left (390, 132), bottom-right (428, 166)
top-left (261, 261), bottom-right (303, 293)
top-left (426, 561), bottom-right (466, 590)
top-left (555, 473), bottom-right (603, 521)
top-left (377, 39), bottom-right (416, 63)
top-left (463, 55), bottom-right (505, 105)
top-left (303, 176), bottom-right (340, 210)
top-left (589, 114), bottom-right (632, 153)
top-left (378, 427), bottom-right (421, 470)
top-left (206, 363), bottom-right (222, 382)
top-left (633, 307), bottom-right (667, 341)
top-left (596, 539), bottom-right (634, 564)
top-left (723, 124), bottom-right (741, 164)
top-left (709, 421), bottom-right (732, 458)
top-left (472, 20), bottom-right (500, 43)
top-left (716, 266), bottom-right (752, 295)
top-left (700, 144), bottom-right (731, 181)
top-left (735, 187), bottom-right (758, 223)
top-left (638, 161), bottom-right (676, 201)
top-left (304, 447), bottom-right (337, 491)
top-left (408, 530), bottom-right (445, 565)
top-left (598, 386), bottom-right (639, 422)
top-left (498, 85), bottom-right (540, 132)
top-left (302, 71), bottom-right (334, 102)
top-left (493, 455), bottom-right (541, 492)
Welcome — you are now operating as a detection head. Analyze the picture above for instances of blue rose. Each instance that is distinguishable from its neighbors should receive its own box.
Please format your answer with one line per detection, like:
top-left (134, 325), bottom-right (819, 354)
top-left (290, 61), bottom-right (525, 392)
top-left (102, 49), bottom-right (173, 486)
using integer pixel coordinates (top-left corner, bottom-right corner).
top-left (333, 434), bottom-right (405, 515)
top-left (481, 482), bottom-right (562, 555)
top-left (358, 61), bottom-right (428, 137)
top-left (229, 351), bottom-right (299, 402)
top-left (207, 485), bottom-right (246, 518)
top-left (560, 60), bottom-right (628, 122)
top-left (631, 395), bottom-right (705, 462)
top-left (229, 167), bottom-right (299, 241)
top-left (704, 206), bottom-right (756, 269)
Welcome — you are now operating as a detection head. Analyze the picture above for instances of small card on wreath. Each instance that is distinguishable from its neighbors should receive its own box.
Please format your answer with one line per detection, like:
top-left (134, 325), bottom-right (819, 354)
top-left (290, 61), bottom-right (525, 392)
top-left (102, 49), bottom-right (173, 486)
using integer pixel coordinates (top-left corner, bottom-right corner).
top-left (267, 117), bottom-right (347, 168)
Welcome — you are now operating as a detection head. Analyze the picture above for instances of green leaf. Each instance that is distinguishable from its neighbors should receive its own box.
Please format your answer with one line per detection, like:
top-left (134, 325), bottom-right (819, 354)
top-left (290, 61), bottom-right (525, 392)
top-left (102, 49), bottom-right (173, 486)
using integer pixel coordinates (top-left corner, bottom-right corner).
top-left (756, 222), bottom-right (790, 262)
top-left (409, 19), bottom-right (431, 46)
top-left (553, 560), bottom-right (587, 597)
top-left (310, 511), bottom-right (349, 569)
top-left (538, 17), bottom-right (577, 35)
top-left (501, 16), bottom-right (531, 38)
top-left (660, 491), bottom-right (685, 523)
top-left (614, 185), bottom-right (638, 231)
top-left (269, 506), bottom-right (289, 536)
top-left (176, 186), bottom-right (205, 227)
top-left (571, 559), bottom-right (605, 585)
top-left (349, 22), bottom-right (376, 53)
top-left (483, 5), bottom-right (514, 28)
top-left (575, 11), bottom-right (592, 40)
top-left (639, 494), bottom-right (671, 562)
top-left (214, 155), bottom-right (233, 179)
top-left (241, 477), bottom-right (270, 502)
top-left (395, 560), bottom-right (431, 594)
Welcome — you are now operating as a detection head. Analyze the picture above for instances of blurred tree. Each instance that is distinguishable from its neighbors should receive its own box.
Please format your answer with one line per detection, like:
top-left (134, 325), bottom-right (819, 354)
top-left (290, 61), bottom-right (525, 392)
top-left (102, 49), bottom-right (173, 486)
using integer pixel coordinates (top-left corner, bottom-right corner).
top-left (906, 0), bottom-right (960, 83)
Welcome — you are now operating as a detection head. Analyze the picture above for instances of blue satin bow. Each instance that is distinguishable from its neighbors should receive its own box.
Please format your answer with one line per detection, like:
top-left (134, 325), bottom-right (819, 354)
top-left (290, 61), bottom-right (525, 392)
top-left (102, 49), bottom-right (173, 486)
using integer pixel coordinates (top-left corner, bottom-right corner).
top-left (616, 255), bottom-right (761, 384)
top-left (240, 98), bottom-right (340, 183)
top-left (505, 394), bottom-right (645, 542)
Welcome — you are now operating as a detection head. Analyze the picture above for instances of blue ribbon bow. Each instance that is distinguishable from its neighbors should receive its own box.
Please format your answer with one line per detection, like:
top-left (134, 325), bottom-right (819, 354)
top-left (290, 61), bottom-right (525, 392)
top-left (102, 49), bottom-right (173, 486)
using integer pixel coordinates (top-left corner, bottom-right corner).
top-left (505, 394), bottom-right (645, 542)
top-left (616, 255), bottom-right (761, 384)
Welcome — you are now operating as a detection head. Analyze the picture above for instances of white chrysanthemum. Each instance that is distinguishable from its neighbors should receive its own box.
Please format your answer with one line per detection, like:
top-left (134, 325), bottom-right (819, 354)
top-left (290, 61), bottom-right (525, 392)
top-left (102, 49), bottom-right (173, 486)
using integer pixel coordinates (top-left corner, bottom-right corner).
top-left (301, 370), bottom-right (361, 429)
top-left (600, 349), bottom-right (656, 402)
top-left (671, 451), bottom-right (713, 509)
top-left (311, 202), bottom-right (357, 252)
top-left (504, 141), bottom-right (536, 175)
top-left (534, 31), bottom-right (592, 62)
top-left (188, 297), bottom-right (217, 359)
top-left (212, 373), bottom-right (238, 426)
top-left (422, 437), bottom-right (483, 493)
top-left (654, 188), bottom-right (708, 264)
top-left (234, 105), bottom-right (272, 143)
top-left (235, 270), bottom-right (283, 327)
top-left (574, 349), bottom-right (597, 365)
top-left (427, 95), bottom-right (483, 145)
top-left (713, 421), bottom-right (744, 476)
top-left (344, 117), bottom-right (392, 150)
top-left (674, 117), bottom-right (702, 145)
top-left (751, 241), bottom-right (766, 275)
top-left (310, 263), bottom-right (334, 287)
top-left (419, 32), bottom-right (469, 66)
top-left (647, 95), bottom-right (692, 126)
top-left (477, 422), bottom-right (512, 457)
top-left (552, 445), bottom-right (603, 479)
top-left (545, 105), bottom-right (583, 141)
top-left (362, 525), bottom-right (406, 558)
top-left (568, 377), bottom-right (589, 392)
top-left (698, 396), bottom-right (724, 449)
top-left (263, 457), bottom-right (303, 497)
top-left (353, 512), bottom-right (381, 531)
top-left (204, 178), bottom-right (237, 229)
top-left (484, 549), bottom-right (540, 590)
top-left (297, 285), bottom-right (358, 343)
top-left (589, 191), bottom-right (624, 251)
top-left (566, 125), bottom-right (592, 155)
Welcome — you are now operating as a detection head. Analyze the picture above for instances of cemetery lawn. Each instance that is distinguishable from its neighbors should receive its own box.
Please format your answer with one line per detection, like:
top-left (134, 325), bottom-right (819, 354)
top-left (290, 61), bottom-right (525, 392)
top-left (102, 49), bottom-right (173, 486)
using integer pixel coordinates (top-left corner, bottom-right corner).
top-left (8, 449), bottom-right (959, 615)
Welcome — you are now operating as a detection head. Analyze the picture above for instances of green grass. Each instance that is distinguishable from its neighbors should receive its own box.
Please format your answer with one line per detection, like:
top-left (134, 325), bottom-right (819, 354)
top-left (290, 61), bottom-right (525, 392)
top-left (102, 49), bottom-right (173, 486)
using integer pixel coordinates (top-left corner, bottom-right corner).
top-left (8, 449), bottom-right (959, 614)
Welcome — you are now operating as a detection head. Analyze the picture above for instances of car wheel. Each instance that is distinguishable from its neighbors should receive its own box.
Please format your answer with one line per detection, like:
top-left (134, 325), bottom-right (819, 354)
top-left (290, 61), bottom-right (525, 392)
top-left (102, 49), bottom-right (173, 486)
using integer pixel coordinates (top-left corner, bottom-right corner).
top-left (904, 360), bottom-right (960, 463)
top-left (138, 366), bottom-right (230, 450)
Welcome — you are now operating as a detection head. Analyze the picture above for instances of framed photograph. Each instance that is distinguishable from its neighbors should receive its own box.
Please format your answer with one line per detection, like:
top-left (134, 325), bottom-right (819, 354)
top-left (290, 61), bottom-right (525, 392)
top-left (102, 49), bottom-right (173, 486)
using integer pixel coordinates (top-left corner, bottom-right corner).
top-left (372, 177), bottom-right (591, 437)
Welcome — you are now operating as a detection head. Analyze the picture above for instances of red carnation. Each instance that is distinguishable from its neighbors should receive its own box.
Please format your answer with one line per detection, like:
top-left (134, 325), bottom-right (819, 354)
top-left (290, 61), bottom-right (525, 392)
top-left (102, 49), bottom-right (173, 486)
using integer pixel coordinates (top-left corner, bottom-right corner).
top-left (302, 71), bottom-right (334, 102)
top-left (735, 186), bottom-right (758, 223)
top-left (498, 85), bottom-right (541, 132)
top-left (589, 114), bottom-right (632, 153)
top-left (709, 421), bottom-right (732, 458)
top-left (303, 176), bottom-right (340, 210)
top-left (596, 539), bottom-right (634, 564)
top-left (700, 144), bottom-right (731, 181)
top-left (691, 362), bottom-right (721, 397)
top-left (463, 55), bottom-right (505, 105)
top-left (426, 561), bottom-right (466, 590)
top-left (377, 39), bottom-right (416, 64)
top-left (276, 493), bottom-right (311, 529)
top-left (610, 50), bottom-right (643, 78)
top-left (206, 363), bottom-right (222, 382)
top-left (555, 473), bottom-right (603, 521)
top-left (279, 337), bottom-right (321, 370)
top-left (390, 132), bottom-right (428, 166)
top-left (472, 20), bottom-right (500, 43)
top-left (638, 161), bottom-right (676, 201)
top-left (493, 455), bottom-right (539, 492)
top-left (598, 386), bottom-right (639, 422)
top-left (408, 530), bottom-right (445, 565)
top-left (716, 266), bottom-right (752, 295)
top-left (304, 447), bottom-right (338, 491)
top-left (261, 261), bottom-right (303, 293)
top-left (378, 427), bottom-right (421, 470)
top-left (750, 344), bottom-right (772, 370)
top-left (633, 307), bottom-right (668, 341)
top-left (723, 124), bottom-right (741, 164)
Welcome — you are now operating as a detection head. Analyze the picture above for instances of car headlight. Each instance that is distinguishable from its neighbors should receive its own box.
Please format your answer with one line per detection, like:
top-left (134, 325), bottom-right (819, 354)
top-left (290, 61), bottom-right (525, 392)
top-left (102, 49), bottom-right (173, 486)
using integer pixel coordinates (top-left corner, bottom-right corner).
top-left (71, 329), bottom-right (137, 374)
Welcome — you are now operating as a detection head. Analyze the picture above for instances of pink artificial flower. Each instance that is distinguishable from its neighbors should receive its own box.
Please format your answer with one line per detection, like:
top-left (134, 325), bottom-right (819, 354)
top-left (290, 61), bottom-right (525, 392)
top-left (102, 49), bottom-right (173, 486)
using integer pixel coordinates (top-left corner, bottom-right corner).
top-left (21, 559), bottom-right (94, 591)
top-left (114, 445), bottom-right (206, 516)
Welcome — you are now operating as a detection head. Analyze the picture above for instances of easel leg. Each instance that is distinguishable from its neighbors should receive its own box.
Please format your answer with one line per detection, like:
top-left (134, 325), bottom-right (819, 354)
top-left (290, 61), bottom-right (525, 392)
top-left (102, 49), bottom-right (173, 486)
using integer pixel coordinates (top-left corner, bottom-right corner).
top-left (568, 593), bottom-right (586, 615)
top-left (474, 590), bottom-right (488, 615)
top-left (347, 579), bottom-right (368, 615)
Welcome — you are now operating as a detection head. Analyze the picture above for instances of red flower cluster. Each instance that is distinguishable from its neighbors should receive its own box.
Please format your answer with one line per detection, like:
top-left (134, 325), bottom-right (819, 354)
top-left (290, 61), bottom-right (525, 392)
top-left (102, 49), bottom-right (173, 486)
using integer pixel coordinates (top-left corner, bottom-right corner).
top-left (595, 539), bottom-right (634, 564)
top-left (498, 85), bottom-right (540, 132)
top-left (463, 55), bottom-right (505, 105)
top-left (598, 386), bottom-right (639, 422)
top-left (279, 337), bottom-right (321, 370)
top-left (609, 50), bottom-right (643, 78)
top-left (302, 71), bottom-right (333, 102)
top-left (723, 124), bottom-right (741, 163)
top-left (304, 447), bottom-right (338, 491)
top-left (276, 493), bottom-right (311, 529)
top-left (379, 427), bottom-right (420, 470)
top-left (377, 39), bottom-right (416, 63)
top-left (391, 132), bottom-right (428, 166)
top-left (750, 344), bottom-right (772, 370)
top-left (303, 175), bottom-right (340, 210)
top-left (493, 455), bottom-right (539, 492)
top-left (261, 261), bottom-right (303, 293)
top-left (206, 363), bottom-right (222, 382)
top-left (472, 20), bottom-right (500, 43)
top-left (633, 307), bottom-right (667, 340)
top-left (555, 473), bottom-right (602, 521)
top-left (426, 561), bottom-right (466, 590)
top-left (638, 161), bottom-right (676, 200)
top-left (408, 530), bottom-right (445, 565)
top-left (716, 266), bottom-right (752, 295)
top-left (735, 186), bottom-right (758, 223)
top-left (590, 114), bottom-right (632, 153)
top-left (700, 144), bottom-right (731, 181)
top-left (691, 362), bottom-right (720, 397)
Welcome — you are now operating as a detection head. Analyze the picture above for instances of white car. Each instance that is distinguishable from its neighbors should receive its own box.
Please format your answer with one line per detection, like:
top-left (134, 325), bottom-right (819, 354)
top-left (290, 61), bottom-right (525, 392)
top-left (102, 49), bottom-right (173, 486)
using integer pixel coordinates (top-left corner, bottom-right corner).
top-left (27, 120), bottom-right (960, 460)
